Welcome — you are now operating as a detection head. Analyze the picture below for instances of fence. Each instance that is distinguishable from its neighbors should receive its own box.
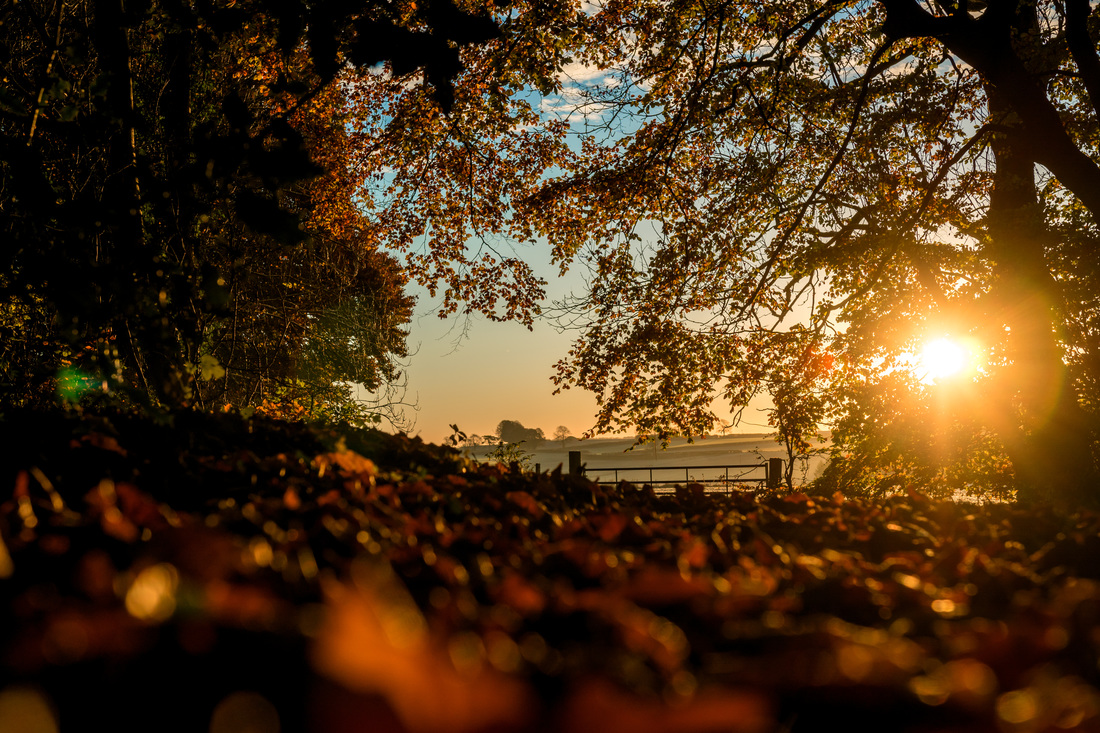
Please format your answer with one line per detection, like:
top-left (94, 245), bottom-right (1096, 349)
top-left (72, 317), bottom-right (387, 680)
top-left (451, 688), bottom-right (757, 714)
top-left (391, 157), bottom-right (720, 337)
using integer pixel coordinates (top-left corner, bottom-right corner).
top-left (567, 451), bottom-right (783, 492)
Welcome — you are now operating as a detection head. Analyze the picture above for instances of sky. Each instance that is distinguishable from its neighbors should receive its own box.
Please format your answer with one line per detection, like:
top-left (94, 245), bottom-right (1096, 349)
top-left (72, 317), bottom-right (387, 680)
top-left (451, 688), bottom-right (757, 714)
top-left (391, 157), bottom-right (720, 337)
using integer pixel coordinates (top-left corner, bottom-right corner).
top-left (385, 248), bottom-right (601, 444)
top-left (382, 261), bottom-right (776, 446)
top-left (396, 287), bottom-right (598, 445)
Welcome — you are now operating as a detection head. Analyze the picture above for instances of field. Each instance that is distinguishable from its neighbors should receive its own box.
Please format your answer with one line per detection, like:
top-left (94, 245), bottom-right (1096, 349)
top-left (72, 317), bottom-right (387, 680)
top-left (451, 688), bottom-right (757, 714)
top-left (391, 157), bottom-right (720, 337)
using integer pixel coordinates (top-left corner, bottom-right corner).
top-left (469, 433), bottom-right (831, 489)
top-left (2, 409), bottom-right (1100, 733)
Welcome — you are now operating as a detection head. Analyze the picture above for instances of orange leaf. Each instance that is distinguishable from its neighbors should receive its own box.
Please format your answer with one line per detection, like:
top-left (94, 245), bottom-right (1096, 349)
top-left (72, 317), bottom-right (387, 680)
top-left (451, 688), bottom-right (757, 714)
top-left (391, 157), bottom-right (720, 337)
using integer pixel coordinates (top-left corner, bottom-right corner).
top-left (593, 512), bottom-right (629, 543)
top-left (283, 487), bottom-right (302, 511)
top-left (505, 490), bottom-right (543, 519)
top-left (492, 570), bottom-right (546, 616)
top-left (311, 572), bottom-right (537, 733)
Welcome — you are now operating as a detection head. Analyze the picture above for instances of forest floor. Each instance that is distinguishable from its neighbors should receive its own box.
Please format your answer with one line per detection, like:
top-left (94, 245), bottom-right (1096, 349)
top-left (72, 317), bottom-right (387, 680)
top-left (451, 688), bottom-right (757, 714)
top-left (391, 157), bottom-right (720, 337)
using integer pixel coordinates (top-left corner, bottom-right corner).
top-left (1, 407), bottom-right (1099, 733)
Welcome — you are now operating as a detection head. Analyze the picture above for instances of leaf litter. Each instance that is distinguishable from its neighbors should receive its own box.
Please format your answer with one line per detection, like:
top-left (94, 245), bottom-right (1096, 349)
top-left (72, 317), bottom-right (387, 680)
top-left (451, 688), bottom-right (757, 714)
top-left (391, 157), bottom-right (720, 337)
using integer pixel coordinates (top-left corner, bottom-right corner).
top-left (2, 407), bottom-right (1100, 732)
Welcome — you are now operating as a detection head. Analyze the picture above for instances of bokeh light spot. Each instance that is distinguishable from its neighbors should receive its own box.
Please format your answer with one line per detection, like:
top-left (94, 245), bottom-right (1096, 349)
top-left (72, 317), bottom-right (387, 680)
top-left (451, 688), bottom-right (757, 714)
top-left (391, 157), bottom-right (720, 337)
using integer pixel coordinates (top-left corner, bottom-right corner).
top-left (0, 686), bottom-right (58, 733)
top-left (997, 688), bottom-right (1040, 724)
top-left (55, 367), bottom-right (97, 403)
top-left (209, 691), bottom-right (280, 733)
top-left (125, 563), bottom-right (179, 622)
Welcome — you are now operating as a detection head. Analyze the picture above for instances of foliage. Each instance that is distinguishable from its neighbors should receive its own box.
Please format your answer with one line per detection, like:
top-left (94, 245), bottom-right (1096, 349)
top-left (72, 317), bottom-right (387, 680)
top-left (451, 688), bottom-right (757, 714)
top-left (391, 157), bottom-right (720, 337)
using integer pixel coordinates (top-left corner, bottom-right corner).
top-left (448, 423), bottom-right (533, 466)
top-left (7, 408), bottom-right (1100, 731)
top-left (446, 423), bottom-right (470, 448)
top-left (817, 365), bottom-right (1018, 501)
top-left (484, 439), bottom-right (535, 469)
top-left (761, 328), bottom-right (834, 490)
top-left (0, 0), bottom-right (497, 424)
top-left (184, 39), bottom-right (417, 425)
top-left (350, 0), bottom-right (1100, 502)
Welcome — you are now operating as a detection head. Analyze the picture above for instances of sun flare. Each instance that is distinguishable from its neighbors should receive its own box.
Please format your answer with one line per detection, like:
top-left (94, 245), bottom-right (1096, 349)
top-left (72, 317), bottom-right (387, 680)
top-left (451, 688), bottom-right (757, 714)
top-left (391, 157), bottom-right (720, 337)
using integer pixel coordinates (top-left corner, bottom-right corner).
top-left (919, 337), bottom-right (967, 381)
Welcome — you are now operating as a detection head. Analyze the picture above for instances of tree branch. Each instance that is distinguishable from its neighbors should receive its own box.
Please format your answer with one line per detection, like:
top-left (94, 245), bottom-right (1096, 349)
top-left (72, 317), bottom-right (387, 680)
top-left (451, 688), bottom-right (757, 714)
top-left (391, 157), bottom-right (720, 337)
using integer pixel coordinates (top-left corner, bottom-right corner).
top-left (1065, 0), bottom-right (1100, 121)
top-left (736, 40), bottom-right (896, 322)
top-left (26, 1), bottom-right (64, 146)
top-left (878, 0), bottom-right (1100, 223)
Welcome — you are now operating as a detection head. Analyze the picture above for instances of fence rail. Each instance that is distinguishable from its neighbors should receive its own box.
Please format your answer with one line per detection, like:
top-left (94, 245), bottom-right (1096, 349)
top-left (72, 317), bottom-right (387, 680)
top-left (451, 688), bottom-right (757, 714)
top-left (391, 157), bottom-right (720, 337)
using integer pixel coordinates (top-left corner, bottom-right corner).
top-left (568, 452), bottom-right (783, 492)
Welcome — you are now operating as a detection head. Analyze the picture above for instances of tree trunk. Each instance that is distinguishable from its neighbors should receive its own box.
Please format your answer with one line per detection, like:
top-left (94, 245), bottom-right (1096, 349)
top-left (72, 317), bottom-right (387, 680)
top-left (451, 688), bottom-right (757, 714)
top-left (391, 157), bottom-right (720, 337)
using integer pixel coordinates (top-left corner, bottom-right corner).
top-left (94, 0), bottom-right (189, 403)
top-left (982, 86), bottom-right (1100, 506)
top-left (93, 0), bottom-right (151, 395)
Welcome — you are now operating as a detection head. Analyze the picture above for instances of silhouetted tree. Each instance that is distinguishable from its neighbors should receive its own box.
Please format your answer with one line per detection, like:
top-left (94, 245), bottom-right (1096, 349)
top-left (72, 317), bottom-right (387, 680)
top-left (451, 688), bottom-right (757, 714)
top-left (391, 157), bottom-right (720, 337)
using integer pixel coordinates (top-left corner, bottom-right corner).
top-left (495, 420), bottom-right (545, 446)
top-left (553, 426), bottom-right (572, 448)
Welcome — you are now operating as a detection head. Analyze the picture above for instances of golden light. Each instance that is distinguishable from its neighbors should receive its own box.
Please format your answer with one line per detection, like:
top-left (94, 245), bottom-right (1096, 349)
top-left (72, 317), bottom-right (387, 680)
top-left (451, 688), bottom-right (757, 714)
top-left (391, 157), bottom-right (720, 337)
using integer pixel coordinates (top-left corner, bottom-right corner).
top-left (124, 563), bottom-right (179, 622)
top-left (918, 337), bottom-right (968, 382)
top-left (209, 692), bottom-right (280, 733)
top-left (0, 686), bottom-right (58, 733)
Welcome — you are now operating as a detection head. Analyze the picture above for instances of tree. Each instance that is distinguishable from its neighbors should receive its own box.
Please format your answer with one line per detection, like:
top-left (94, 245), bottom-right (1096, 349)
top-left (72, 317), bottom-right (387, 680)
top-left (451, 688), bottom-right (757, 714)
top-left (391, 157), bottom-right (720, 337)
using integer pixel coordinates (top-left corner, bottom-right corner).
top-left (762, 329), bottom-right (833, 491)
top-left (185, 45), bottom-right (416, 425)
top-left (0, 0), bottom-right (499, 420)
top-left (553, 425), bottom-right (572, 448)
top-left (351, 0), bottom-right (1100, 503)
top-left (495, 419), bottom-right (545, 446)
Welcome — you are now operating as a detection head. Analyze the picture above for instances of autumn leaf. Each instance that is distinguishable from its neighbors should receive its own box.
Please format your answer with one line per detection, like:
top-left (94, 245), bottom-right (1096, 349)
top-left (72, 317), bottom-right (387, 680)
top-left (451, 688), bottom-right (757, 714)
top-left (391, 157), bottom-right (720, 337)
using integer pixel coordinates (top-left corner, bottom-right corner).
top-left (505, 490), bottom-right (543, 519)
top-left (311, 571), bottom-right (537, 733)
top-left (491, 570), bottom-right (547, 616)
top-left (315, 451), bottom-right (378, 487)
top-left (591, 511), bottom-right (629, 543)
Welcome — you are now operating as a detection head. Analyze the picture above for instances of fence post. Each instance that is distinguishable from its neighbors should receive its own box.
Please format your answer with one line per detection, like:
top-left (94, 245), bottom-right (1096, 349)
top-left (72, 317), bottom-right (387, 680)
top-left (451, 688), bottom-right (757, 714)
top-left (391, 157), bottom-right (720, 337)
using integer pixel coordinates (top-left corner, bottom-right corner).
top-left (568, 451), bottom-right (583, 476)
top-left (767, 458), bottom-right (783, 490)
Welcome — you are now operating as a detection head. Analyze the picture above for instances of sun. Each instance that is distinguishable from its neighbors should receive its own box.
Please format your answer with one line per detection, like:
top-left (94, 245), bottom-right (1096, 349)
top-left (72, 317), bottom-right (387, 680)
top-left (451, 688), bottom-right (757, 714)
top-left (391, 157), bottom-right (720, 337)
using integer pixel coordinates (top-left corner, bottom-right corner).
top-left (919, 337), bottom-right (967, 381)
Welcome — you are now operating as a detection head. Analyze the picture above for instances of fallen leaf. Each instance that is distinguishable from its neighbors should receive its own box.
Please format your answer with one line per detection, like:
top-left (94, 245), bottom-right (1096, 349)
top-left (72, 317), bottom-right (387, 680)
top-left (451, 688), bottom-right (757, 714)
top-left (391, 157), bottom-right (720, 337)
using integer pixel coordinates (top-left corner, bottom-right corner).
top-left (312, 572), bottom-right (537, 733)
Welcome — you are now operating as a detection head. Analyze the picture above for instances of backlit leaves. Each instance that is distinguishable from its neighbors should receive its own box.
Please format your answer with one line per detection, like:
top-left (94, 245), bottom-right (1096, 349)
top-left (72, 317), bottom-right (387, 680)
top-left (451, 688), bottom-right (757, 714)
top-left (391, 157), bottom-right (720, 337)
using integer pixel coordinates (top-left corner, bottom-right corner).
top-left (353, 0), bottom-right (1100, 499)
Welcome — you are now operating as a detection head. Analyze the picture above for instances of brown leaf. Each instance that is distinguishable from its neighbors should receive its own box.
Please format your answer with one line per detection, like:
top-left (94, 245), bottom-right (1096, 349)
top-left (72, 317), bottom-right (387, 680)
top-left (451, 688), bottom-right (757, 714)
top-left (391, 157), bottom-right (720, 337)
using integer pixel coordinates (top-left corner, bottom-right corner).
top-left (73, 432), bottom-right (128, 456)
top-left (505, 491), bottom-right (543, 519)
top-left (115, 482), bottom-right (169, 530)
top-left (593, 512), bottom-right (629, 543)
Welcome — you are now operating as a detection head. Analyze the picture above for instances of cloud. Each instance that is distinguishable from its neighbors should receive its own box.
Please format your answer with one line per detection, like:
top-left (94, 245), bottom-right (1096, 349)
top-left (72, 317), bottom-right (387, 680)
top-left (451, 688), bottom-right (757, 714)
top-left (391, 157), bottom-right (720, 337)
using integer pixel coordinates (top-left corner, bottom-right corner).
top-left (559, 60), bottom-right (609, 85)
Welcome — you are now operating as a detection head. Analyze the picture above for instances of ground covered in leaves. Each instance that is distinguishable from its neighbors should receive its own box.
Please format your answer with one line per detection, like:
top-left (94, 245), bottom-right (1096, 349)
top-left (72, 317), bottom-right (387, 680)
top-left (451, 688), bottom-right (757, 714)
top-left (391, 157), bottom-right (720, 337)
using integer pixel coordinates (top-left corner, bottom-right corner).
top-left (3, 408), bottom-right (1100, 732)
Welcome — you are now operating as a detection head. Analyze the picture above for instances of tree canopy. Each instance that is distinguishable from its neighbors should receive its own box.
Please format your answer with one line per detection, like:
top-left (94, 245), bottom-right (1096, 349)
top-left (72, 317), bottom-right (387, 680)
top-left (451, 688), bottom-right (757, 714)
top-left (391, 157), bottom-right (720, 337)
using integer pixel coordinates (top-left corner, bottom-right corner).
top-left (5, 0), bottom-right (1100, 501)
top-left (351, 0), bottom-right (1100, 502)
top-left (0, 0), bottom-right (498, 424)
